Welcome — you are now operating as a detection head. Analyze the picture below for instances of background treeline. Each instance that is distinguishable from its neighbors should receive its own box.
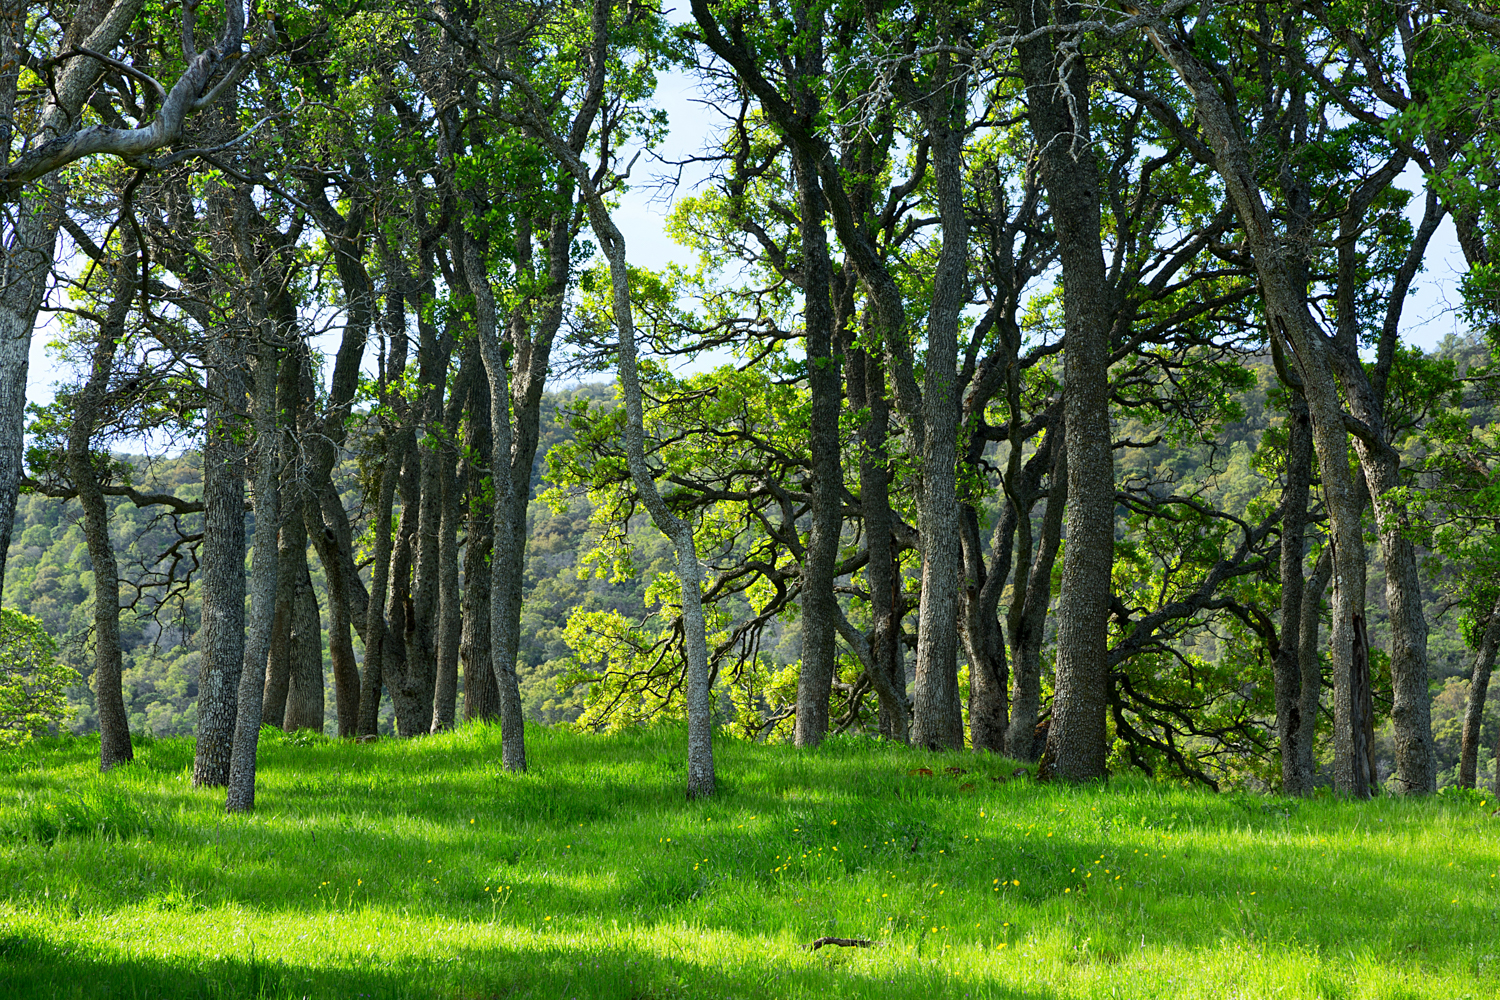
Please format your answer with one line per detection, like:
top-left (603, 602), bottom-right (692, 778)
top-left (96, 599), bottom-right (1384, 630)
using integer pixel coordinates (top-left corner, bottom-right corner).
top-left (3, 0), bottom-right (1500, 807)
top-left (6, 349), bottom-right (1497, 787)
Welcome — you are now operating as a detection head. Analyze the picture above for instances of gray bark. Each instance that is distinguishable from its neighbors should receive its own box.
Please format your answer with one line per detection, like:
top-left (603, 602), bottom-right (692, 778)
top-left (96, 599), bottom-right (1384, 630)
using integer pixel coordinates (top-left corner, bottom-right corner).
top-left (1006, 426), bottom-right (1066, 760)
top-left (1296, 549), bottom-right (1333, 787)
top-left (1016, 0), bottom-right (1116, 780)
top-left (906, 68), bottom-right (969, 752)
top-left (792, 137), bottom-right (843, 748)
top-left (462, 232), bottom-right (527, 769)
top-left (959, 425), bottom-right (1053, 755)
top-left (505, 52), bottom-right (716, 790)
top-left (0, 178), bottom-right (62, 594)
top-left (846, 344), bottom-right (908, 741)
top-left (262, 513), bottom-right (302, 727)
top-left (385, 444), bottom-right (426, 736)
top-left (226, 210), bottom-right (283, 812)
top-left (0, 0), bottom-right (244, 197)
top-left (67, 229), bottom-right (135, 772)
top-left (458, 345), bottom-right (499, 723)
top-left (355, 291), bottom-right (412, 737)
top-left (430, 362), bottom-right (468, 732)
top-left (1275, 392), bottom-right (1315, 795)
top-left (1325, 188), bottom-right (1444, 794)
top-left (1459, 594), bottom-right (1500, 788)
top-left (402, 269), bottom-right (450, 731)
top-left (1145, 23), bottom-right (1373, 797)
top-left (192, 331), bottom-right (246, 786)
top-left (283, 564), bottom-right (323, 732)
top-left (300, 184), bottom-right (373, 732)
top-left (0, 1), bottom-right (144, 591)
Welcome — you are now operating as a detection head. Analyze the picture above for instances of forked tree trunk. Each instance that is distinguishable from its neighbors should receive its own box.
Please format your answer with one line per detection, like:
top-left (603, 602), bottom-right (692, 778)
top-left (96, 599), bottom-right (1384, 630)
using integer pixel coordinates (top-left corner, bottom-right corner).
top-left (1147, 25), bottom-right (1373, 797)
top-left (306, 496), bottom-right (359, 736)
top-left (68, 235), bottom-right (135, 772)
top-left (959, 498), bottom-right (1013, 754)
top-left (847, 347), bottom-right (908, 742)
top-left (356, 301), bottom-right (411, 737)
top-left (458, 348), bottom-right (499, 722)
top-left (463, 232), bottom-right (528, 770)
top-left (553, 152), bottom-right (715, 796)
top-left (485, 1), bottom-right (713, 791)
top-left (1006, 425), bottom-right (1066, 760)
top-left (0, 3), bottom-right (141, 591)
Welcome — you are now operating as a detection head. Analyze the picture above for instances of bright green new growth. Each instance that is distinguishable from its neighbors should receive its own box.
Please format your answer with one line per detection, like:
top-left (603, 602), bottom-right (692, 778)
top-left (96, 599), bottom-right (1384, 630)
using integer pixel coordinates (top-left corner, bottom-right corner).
top-left (3, 724), bottom-right (1499, 999)
top-left (0, 607), bottom-right (73, 748)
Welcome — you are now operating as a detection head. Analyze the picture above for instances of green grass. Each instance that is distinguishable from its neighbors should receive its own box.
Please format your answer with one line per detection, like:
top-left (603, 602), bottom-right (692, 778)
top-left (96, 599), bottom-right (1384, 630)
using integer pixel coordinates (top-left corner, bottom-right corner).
top-left (2, 724), bottom-right (1498, 999)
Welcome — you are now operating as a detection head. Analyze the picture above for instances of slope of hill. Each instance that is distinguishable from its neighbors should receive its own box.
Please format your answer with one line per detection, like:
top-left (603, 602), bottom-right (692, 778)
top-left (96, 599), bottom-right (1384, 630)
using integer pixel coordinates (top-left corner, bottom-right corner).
top-left (2, 726), bottom-right (1497, 998)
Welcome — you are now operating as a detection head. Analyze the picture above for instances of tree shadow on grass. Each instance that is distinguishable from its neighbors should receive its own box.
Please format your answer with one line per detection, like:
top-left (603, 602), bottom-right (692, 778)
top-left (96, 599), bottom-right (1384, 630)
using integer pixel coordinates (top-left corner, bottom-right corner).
top-left (0, 922), bottom-right (1061, 1000)
top-left (8, 726), bottom-right (1500, 991)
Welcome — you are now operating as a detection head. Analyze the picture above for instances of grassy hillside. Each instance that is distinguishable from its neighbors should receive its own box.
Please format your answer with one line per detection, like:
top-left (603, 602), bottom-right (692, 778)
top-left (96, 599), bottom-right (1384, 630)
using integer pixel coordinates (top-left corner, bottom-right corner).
top-left (2, 728), bottom-right (1498, 999)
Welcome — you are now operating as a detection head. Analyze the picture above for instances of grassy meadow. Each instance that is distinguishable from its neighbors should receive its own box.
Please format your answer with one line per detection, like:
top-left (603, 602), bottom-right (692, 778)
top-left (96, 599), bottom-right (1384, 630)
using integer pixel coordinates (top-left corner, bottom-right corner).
top-left (1, 723), bottom-right (1498, 999)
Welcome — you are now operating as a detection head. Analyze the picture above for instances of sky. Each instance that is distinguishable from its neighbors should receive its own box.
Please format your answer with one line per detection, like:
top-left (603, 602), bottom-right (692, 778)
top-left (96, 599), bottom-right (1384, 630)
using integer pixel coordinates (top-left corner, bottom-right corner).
top-left (22, 67), bottom-right (1474, 414)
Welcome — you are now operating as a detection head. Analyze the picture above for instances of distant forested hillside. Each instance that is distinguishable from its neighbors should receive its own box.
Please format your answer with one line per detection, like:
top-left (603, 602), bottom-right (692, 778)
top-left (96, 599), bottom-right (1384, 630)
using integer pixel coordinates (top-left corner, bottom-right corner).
top-left (7, 355), bottom-right (1495, 786)
top-left (4, 382), bottom-right (752, 737)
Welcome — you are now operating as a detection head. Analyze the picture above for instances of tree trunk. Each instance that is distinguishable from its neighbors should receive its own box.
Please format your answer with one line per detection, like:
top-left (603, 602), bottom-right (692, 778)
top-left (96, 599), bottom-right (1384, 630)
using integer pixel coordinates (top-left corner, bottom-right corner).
top-left (1017, 0), bottom-right (1116, 780)
top-left (430, 374), bottom-right (467, 732)
top-left (0, 179), bottom-right (60, 594)
top-left (0, 5), bottom-right (141, 591)
top-left (1296, 549), bottom-right (1333, 787)
top-left (355, 297), bottom-right (411, 737)
top-left (1146, 24), bottom-right (1373, 797)
top-left (385, 443), bottom-right (427, 736)
top-left (1275, 392), bottom-right (1314, 794)
top-left (458, 348), bottom-right (499, 723)
top-left (67, 235), bottom-right (135, 772)
top-left (262, 515), bottom-right (302, 728)
top-left (1006, 425), bottom-right (1066, 760)
top-left (502, 23), bottom-right (715, 793)
top-left (1459, 594), bottom-right (1500, 788)
top-left (959, 498), bottom-right (1012, 754)
top-left (307, 497), bottom-right (359, 736)
top-left (462, 232), bottom-right (528, 769)
top-left (573, 189), bottom-right (714, 793)
top-left (299, 197), bottom-right (371, 738)
top-left (1345, 420), bottom-right (1437, 793)
top-left (907, 80), bottom-right (969, 752)
top-left (846, 344), bottom-right (908, 741)
top-left (793, 140), bottom-right (843, 749)
top-left (403, 279), bottom-right (449, 731)
top-left (284, 554), bottom-right (324, 731)
top-left (193, 326), bottom-right (247, 787)
top-left (962, 415), bottom-right (1059, 756)
top-left (226, 233), bottom-right (283, 812)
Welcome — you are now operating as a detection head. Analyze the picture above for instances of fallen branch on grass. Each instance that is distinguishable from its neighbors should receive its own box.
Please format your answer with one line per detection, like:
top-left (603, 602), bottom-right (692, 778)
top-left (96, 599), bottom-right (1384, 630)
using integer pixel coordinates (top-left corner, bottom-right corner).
top-left (808, 937), bottom-right (873, 951)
